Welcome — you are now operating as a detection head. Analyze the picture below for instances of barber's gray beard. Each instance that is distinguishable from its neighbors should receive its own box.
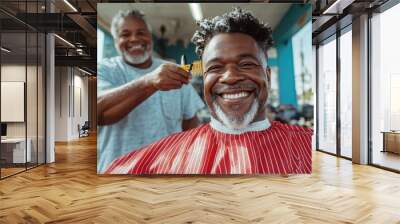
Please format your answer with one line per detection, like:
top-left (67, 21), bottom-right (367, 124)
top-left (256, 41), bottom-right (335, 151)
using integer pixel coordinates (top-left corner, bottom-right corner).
top-left (123, 50), bottom-right (151, 65)
top-left (213, 99), bottom-right (259, 130)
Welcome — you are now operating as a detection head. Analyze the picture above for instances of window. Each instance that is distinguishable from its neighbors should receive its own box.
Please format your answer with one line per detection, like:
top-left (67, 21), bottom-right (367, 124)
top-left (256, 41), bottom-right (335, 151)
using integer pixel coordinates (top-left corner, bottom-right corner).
top-left (0, 1), bottom-right (47, 179)
top-left (340, 29), bottom-right (352, 158)
top-left (317, 37), bottom-right (337, 154)
top-left (371, 3), bottom-right (400, 171)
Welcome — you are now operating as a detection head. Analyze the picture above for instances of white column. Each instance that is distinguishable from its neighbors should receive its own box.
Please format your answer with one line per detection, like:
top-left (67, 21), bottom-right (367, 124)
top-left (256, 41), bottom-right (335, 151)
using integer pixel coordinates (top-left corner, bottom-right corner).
top-left (46, 32), bottom-right (55, 163)
top-left (45, 0), bottom-right (56, 163)
top-left (352, 14), bottom-right (369, 164)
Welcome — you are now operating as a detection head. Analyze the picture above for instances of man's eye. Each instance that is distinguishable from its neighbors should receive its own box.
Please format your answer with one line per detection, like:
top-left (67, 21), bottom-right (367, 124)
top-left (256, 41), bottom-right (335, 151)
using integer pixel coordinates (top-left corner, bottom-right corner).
top-left (206, 65), bottom-right (223, 73)
top-left (120, 33), bottom-right (130, 38)
top-left (239, 62), bottom-right (258, 69)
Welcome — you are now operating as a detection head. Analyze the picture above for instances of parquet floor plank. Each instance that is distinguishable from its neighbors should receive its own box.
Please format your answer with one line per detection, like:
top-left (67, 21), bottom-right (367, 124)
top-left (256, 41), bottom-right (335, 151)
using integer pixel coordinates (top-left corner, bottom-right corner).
top-left (0, 135), bottom-right (399, 223)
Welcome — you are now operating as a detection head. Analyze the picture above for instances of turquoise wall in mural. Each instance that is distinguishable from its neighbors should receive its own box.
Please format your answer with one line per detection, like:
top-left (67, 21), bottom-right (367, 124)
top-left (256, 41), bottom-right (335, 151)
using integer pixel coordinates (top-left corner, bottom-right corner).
top-left (99, 27), bottom-right (118, 59)
top-left (272, 4), bottom-right (312, 107)
top-left (154, 38), bottom-right (199, 64)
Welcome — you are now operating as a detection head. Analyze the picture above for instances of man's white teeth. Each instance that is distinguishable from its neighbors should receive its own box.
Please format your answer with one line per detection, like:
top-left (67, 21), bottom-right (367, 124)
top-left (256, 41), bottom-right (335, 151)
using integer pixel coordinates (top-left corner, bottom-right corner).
top-left (129, 45), bottom-right (144, 50)
top-left (222, 92), bottom-right (249, 99)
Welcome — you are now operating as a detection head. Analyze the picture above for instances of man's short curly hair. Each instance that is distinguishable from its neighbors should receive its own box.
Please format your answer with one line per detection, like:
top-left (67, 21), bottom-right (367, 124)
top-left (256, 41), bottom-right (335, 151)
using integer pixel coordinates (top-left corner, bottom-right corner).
top-left (191, 7), bottom-right (274, 58)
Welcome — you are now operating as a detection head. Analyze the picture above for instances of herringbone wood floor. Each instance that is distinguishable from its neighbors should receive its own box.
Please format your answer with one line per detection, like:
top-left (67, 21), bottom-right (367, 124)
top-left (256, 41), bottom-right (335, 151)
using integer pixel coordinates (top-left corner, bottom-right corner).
top-left (1, 135), bottom-right (400, 224)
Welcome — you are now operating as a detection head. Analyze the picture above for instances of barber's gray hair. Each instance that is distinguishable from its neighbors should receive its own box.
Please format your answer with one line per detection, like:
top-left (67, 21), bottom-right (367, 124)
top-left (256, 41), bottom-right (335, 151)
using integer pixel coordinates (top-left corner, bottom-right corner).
top-left (110, 9), bottom-right (152, 39)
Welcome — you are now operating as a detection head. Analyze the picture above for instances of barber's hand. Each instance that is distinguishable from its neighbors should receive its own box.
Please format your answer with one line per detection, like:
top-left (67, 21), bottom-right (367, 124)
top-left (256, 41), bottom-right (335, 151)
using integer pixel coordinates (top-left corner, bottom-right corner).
top-left (148, 63), bottom-right (190, 91)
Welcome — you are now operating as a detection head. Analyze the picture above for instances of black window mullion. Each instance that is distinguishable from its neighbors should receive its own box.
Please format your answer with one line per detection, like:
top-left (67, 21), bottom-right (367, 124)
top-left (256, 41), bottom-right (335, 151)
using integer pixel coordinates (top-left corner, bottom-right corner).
top-left (25, 0), bottom-right (28, 171)
top-left (44, 0), bottom-right (48, 165)
top-left (367, 10), bottom-right (373, 165)
top-left (315, 44), bottom-right (319, 151)
top-left (336, 28), bottom-right (341, 157)
top-left (36, 0), bottom-right (39, 167)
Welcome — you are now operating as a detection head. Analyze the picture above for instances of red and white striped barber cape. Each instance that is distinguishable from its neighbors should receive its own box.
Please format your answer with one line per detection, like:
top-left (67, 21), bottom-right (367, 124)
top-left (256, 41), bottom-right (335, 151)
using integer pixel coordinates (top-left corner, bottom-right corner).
top-left (104, 120), bottom-right (313, 175)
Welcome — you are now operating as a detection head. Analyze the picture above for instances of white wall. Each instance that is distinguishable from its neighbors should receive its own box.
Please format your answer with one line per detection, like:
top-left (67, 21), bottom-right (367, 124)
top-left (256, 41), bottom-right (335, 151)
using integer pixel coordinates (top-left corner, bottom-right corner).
top-left (55, 67), bottom-right (69, 141)
top-left (54, 67), bottom-right (89, 141)
top-left (1, 63), bottom-right (46, 163)
top-left (1, 65), bottom-right (26, 137)
top-left (1, 65), bottom-right (40, 137)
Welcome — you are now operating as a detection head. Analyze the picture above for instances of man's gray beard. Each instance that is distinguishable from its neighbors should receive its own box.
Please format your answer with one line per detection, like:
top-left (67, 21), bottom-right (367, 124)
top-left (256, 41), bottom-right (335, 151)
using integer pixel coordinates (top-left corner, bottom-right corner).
top-left (123, 50), bottom-right (151, 65)
top-left (213, 99), bottom-right (259, 130)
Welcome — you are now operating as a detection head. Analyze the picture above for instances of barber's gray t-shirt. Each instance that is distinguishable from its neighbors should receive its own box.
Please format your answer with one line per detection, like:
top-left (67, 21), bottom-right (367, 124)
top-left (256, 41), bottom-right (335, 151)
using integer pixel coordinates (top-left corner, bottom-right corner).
top-left (97, 56), bottom-right (205, 173)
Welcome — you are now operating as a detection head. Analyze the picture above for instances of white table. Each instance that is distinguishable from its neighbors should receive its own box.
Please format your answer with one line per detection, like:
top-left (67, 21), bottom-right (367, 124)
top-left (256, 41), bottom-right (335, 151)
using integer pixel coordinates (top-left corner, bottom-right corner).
top-left (1, 138), bottom-right (31, 163)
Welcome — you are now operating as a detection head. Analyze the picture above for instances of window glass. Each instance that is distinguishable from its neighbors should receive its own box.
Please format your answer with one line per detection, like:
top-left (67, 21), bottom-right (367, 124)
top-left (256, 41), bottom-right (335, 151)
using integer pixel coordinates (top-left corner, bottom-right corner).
top-left (318, 38), bottom-right (337, 154)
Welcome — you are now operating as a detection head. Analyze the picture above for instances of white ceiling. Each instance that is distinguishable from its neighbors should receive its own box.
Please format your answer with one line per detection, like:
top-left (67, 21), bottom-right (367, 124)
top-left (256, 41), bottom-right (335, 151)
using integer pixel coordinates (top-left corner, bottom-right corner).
top-left (98, 3), bottom-right (291, 44)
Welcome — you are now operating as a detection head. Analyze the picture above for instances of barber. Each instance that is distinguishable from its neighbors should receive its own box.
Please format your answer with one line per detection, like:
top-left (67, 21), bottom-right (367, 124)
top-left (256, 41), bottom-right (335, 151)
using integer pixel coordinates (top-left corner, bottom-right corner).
top-left (97, 9), bottom-right (204, 172)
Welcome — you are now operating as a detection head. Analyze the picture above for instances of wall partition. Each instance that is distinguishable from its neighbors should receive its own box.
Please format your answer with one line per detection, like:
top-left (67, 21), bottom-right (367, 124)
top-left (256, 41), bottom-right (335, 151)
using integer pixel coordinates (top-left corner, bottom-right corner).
top-left (1, 31), bottom-right (28, 177)
top-left (0, 1), bottom-right (46, 179)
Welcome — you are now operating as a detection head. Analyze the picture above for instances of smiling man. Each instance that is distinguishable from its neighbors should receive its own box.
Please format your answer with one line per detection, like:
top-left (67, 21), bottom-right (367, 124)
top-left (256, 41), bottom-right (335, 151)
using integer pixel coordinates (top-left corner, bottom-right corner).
top-left (97, 9), bottom-right (205, 173)
top-left (103, 8), bottom-right (312, 175)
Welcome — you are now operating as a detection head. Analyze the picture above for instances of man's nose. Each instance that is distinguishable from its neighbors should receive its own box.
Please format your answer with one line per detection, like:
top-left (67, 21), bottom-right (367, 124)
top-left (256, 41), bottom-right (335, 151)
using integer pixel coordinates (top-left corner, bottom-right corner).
top-left (219, 65), bottom-right (245, 85)
top-left (128, 34), bottom-right (141, 42)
